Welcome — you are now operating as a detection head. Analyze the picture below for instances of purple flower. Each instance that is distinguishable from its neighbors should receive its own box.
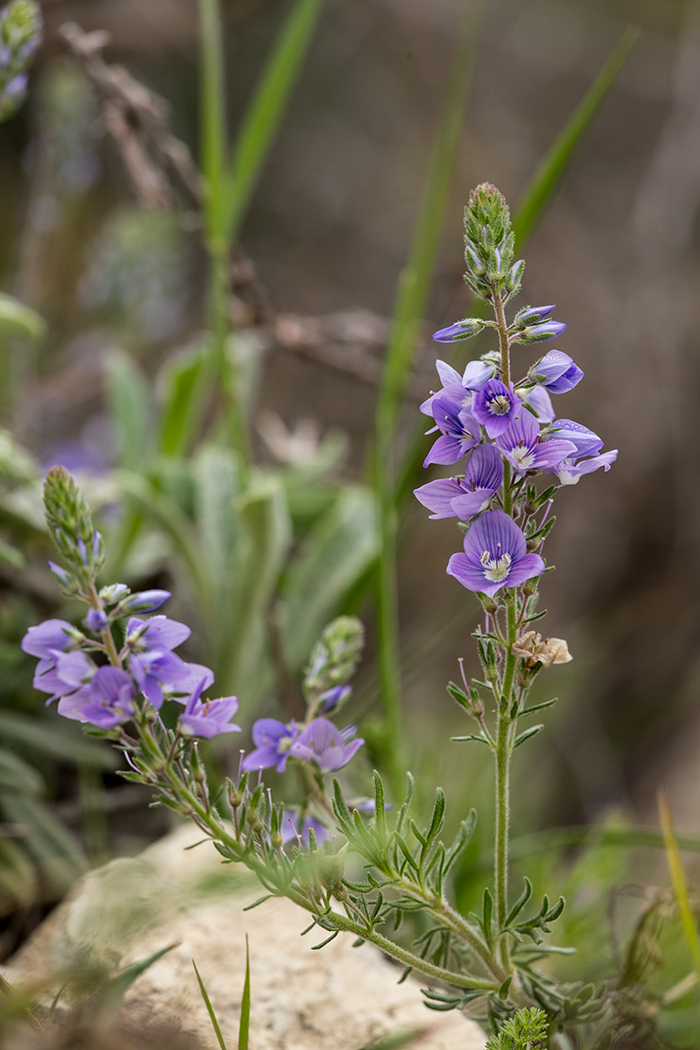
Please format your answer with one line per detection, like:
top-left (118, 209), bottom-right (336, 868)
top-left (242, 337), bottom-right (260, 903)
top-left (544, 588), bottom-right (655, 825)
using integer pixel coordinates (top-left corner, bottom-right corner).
top-left (85, 609), bottom-right (107, 633)
top-left (495, 409), bottom-right (576, 475)
top-left (419, 360), bottom-right (494, 419)
top-left (319, 685), bottom-right (352, 714)
top-left (520, 320), bottom-right (567, 342)
top-left (432, 319), bottom-right (482, 342)
top-left (59, 666), bottom-right (135, 728)
top-left (35, 650), bottom-right (95, 704)
top-left (242, 719), bottom-right (300, 772)
top-left (289, 717), bottom-right (364, 772)
top-left (546, 419), bottom-right (603, 457)
top-left (178, 677), bottom-right (241, 739)
top-left (126, 615), bottom-right (195, 709)
top-left (119, 590), bottom-right (172, 614)
top-left (447, 509), bottom-right (545, 597)
top-left (472, 379), bottom-right (521, 438)
top-left (520, 384), bottom-right (554, 423)
top-left (516, 305), bottom-right (556, 325)
top-left (423, 394), bottom-right (480, 467)
top-left (533, 350), bottom-right (583, 394)
top-left (414, 443), bottom-right (504, 520)
top-left (554, 449), bottom-right (618, 486)
top-left (281, 811), bottom-right (328, 847)
top-left (21, 619), bottom-right (75, 659)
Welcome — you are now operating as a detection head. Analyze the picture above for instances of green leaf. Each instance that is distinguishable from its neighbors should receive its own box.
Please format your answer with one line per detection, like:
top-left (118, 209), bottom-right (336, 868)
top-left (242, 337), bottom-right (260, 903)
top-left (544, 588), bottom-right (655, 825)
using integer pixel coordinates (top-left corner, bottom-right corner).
top-left (218, 477), bottom-right (291, 696)
top-left (114, 469), bottom-right (213, 608)
top-left (222, 0), bottom-right (324, 240)
top-left (280, 485), bottom-right (378, 673)
top-left (513, 25), bottom-right (639, 245)
top-left (512, 725), bottom-right (544, 749)
top-left (193, 444), bottom-right (241, 590)
top-left (373, 770), bottom-right (387, 843)
top-left (425, 788), bottom-right (446, 846)
top-left (239, 934), bottom-right (251, 1050)
top-left (505, 877), bottom-right (533, 928)
top-left (0, 749), bottom-right (42, 795)
top-left (104, 350), bottom-right (152, 472)
top-left (157, 344), bottom-right (210, 457)
top-left (0, 790), bottom-right (85, 894)
top-left (0, 293), bottom-right (45, 343)
top-left (106, 943), bottom-right (177, 1002)
top-left (194, 959), bottom-right (229, 1050)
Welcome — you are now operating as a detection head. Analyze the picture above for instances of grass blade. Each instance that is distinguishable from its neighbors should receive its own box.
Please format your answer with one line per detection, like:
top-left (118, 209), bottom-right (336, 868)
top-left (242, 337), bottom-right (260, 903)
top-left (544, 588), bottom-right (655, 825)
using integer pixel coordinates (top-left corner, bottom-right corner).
top-left (658, 789), bottom-right (700, 1015)
top-left (223, 0), bottom-right (324, 240)
top-left (373, 0), bottom-right (480, 790)
top-left (513, 24), bottom-right (639, 245)
top-left (238, 934), bottom-right (251, 1050)
top-left (193, 959), bottom-right (229, 1050)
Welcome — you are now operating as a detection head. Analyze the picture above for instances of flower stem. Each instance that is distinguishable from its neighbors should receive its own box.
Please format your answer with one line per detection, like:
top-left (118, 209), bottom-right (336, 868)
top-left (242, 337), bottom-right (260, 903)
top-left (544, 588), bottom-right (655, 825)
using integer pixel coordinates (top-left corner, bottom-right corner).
top-left (495, 598), bottom-right (517, 971)
top-left (492, 286), bottom-right (510, 385)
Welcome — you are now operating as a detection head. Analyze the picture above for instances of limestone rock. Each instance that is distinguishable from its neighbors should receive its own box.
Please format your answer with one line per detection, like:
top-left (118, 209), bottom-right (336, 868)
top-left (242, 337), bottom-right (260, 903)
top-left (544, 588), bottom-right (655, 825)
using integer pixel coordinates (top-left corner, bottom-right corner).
top-left (6, 825), bottom-right (487, 1050)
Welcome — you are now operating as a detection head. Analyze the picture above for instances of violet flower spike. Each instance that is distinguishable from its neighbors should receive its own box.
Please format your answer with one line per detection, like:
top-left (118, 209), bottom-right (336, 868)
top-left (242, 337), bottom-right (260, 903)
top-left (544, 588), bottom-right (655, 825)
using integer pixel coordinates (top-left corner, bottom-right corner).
top-left (495, 409), bottom-right (577, 475)
top-left (126, 615), bottom-right (198, 709)
top-left (472, 378), bottom-right (521, 438)
top-left (242, 719), bottom-right (300, 772)
top-left (447, 509), bottom-right (545, 597)
top-left (289, 717), bottom-right (364, 772)
top-left (179, 677), bottom-right (241, 739)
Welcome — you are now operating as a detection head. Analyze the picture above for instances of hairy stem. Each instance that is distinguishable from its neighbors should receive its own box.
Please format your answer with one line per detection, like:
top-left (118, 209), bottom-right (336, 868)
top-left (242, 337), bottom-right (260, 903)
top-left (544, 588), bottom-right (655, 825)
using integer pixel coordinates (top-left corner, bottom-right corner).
top-left (492, 285), bottom-right (510, 385)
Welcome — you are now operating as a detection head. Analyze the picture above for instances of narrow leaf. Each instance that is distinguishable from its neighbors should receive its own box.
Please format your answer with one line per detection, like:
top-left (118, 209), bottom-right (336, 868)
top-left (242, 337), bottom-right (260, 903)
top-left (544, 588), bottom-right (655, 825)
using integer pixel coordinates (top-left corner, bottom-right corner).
top-left (194, 959), bottom-right (229, 1050)
top-left (239, 934), bottom-right (251, 1050)
top-left (107, 944), bottom-right (177, 1002)
top-left (513, 25), bottom-right (639, 244)
top-left (513, 725), bottom-right (544, 749)
top-left (223, 0), bottom-right (324, 239)
top-left (659, 790), bottom-right (700, 1009)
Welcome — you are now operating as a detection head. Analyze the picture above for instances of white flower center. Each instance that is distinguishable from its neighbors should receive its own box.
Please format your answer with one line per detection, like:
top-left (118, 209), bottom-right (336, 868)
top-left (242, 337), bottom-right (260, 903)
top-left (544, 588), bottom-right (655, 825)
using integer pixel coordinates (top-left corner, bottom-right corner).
top-left (488, 394), bottom-right (511, 416)
top-left (511, 445), bottom-right (535, 469)
top-left (480, 549), bottom-right (512, 582)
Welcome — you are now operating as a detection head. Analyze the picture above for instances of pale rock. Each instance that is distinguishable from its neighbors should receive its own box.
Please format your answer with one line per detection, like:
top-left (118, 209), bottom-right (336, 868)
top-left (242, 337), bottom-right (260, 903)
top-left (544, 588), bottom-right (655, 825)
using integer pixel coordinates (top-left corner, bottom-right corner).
top-left (6, 824), bottom-right (487, 1050)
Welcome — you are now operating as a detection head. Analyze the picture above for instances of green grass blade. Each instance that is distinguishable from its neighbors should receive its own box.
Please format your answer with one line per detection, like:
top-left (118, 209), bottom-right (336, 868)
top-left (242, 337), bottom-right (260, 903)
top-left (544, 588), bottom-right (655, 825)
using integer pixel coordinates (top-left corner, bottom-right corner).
top-left (193, 959), bottom-right (229, 1050)
top-left (107, 944), bottom-right (177, 1002)
top-left (659, 790), bottom-right (700, 1015)
top-left (222, 0), bottom-right (324, 240)
top-left (199, 0), bottom-right (227, 247)
top-left (238, 934), bottom-right (251, 1050)
top-left (373, 0), bottom-right (480, 790)
top-left (513, 24), bottom-right (639, 245)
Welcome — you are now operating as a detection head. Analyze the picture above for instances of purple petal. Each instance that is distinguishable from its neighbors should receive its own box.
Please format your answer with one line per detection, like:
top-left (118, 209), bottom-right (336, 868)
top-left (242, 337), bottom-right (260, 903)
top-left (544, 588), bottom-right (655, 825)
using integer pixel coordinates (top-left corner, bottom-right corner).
top-left (435, 359), bottom-right (462, 387)
top-left (548, 419), bottom-right (603, 457)
top-left (450, 488), bottom-right (496, 519)
top-left (522, 385), bottom-right (554, 423)
top-left (139, 616), bottom-right (191, 651)
top-left (501, 553), bottom-right (545, 588)
top-left (462, 360), bottom-right (494, 390)
top-left (414, 478), bottom-right (464, 519)
top-left (424, 434), bottom-right (476, 467)
top-left (21, 619), bottom-right (74, 658)
top-left (556, 450), bottom-right (618, 486)
top-left (462, 509), bottom-right (527, 565)
top-left (465, 443), bottom-right (504, 491)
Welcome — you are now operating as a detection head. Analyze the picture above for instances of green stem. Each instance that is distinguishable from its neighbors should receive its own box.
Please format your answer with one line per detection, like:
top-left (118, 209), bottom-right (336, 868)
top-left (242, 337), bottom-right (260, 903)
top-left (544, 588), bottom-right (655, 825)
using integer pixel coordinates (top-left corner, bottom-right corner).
top-left (492, 285), bottom-right (510, 385)
top-left (198, 0), bottom-right (250, 474)
top-left (495, 600), bottom-right (517, 971)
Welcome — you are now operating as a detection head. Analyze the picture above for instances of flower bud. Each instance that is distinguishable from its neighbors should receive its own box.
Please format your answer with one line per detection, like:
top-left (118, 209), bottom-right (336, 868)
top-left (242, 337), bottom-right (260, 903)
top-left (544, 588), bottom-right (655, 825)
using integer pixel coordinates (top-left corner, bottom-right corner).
top-left (99, 583), bottom-right (130, 604)
top-left (318, 684), bottom-right (352, 714)
top-left (432, 318), bottom-right (484, 343)
top-left (515, 305), bottom-right (556, 326)
top-left (85, 608), bottom-right (107, 632)
top-left (117, 589), bottom-right (171, 614)
top-left (43, 467), bottom-right (105, 579)
top-left (515, 320), bottom-right (567, 343)
top-left (304, 616), bottom-right (364, 697)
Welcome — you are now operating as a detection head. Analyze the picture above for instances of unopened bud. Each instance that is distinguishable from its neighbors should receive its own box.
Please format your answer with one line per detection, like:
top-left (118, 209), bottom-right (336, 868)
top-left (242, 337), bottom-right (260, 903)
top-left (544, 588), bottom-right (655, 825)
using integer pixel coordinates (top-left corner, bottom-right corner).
top-left (117, 589), bottom-right (171, 614)
top-left (85, 608), bottom-right (107, 632)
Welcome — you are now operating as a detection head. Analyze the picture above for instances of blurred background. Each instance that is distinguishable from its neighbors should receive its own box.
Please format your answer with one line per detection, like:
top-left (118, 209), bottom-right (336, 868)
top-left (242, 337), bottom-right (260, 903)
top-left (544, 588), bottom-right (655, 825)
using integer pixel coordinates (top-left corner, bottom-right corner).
top-left (0, 0), bottom-right (697, 1022)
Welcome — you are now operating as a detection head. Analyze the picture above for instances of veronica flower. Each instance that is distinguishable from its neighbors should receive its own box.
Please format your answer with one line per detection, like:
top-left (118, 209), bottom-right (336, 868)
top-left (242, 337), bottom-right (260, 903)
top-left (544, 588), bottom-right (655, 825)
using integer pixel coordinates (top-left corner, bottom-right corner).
top-left (59, 666), bottom-right (135, 728)
top-left (423, 394), bottom-right (480, 467)
top-left (178, 677), bottom-right (241, 739)
top-left (546, 419), bottom-right (603, 457)
top-left (242, 718), bottom-right (300, 772)
top-left (34, 649), bottom-right (95, 704)
top-left (419, 359), bottom-right (494, 418)
top-left (495, 409), bottom-right (576, 475)
top-left (533, 350), bottom-right (583, 394)
top-left (447, 509), bottom-right (545, 597)
top-left (432, 318), bottom-right (482, 342)
top-left (553, 449), bottom-right (618, 486)
top-left (126, 615), bottom-right (200, 709)
top-left (414, 443), bottom-right (504, 520)
top-left (21, 619), bottom-right (77, 659)
top-left (472, 379), bottom-right (521, 438)
top-left (289, 717), bottom-right (364, 772)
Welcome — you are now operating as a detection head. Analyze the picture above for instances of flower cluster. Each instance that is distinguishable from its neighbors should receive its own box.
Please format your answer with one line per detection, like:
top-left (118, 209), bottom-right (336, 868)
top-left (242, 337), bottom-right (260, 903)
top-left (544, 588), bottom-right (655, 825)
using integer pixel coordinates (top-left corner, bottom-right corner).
top-left (415, 187), bottom-right (617, 597)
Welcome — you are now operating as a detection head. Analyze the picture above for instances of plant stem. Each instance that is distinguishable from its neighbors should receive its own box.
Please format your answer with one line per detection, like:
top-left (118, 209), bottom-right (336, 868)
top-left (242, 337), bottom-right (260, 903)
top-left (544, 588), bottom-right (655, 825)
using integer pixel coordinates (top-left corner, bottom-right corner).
top-left (492, 286), bottom-right (510, 385)
top-left (198, 0), bottom-right (250, 475)
top-left (494, 599), bottom-right (517, 972)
